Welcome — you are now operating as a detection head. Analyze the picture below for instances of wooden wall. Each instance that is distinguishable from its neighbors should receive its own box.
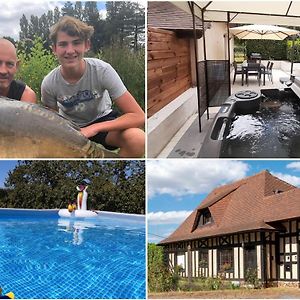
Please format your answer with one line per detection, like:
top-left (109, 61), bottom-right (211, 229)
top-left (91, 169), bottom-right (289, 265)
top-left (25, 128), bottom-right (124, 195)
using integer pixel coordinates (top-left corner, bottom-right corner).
top-left (148, 27), bottom-right (192, 117)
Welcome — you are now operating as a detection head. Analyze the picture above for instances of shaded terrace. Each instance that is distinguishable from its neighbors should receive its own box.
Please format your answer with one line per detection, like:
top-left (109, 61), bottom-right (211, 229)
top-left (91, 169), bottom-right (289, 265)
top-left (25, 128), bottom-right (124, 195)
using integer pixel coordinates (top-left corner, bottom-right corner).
top-left (158, 67), bottom-right (292, 158)
top-left (148, 1), bottom-right (300, 158)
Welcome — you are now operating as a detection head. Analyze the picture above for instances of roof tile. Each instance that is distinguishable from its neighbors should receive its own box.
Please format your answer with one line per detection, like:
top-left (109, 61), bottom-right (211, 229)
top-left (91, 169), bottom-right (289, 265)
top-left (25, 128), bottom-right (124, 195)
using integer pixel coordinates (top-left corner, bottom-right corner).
top-left (148, 1), bottom-right (203, 30)
top-left (159, 170), bottom-right (297, 245)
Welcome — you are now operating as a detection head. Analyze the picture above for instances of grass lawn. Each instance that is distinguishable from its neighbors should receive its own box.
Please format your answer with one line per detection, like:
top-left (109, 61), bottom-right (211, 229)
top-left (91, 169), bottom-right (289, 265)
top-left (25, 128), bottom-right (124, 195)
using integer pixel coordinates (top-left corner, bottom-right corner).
top-left (149, 287), bottom-right (300, 299)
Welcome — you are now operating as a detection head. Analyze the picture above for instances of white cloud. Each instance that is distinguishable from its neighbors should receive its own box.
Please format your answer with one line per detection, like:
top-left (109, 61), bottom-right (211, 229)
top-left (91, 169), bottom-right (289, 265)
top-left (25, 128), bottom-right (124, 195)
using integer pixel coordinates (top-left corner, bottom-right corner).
top-left (0, 1), bottom-right (64, 40)
top-left (99, 9), bottom-right (107, 19)
top-left (148, 210), bottom-right (192, 224)
top-left (286, 162), bottom-right (300, 171)
top-left (147, 160), bottom-right (249, 198)
top-left (271, 172), bottom-right (300, 187)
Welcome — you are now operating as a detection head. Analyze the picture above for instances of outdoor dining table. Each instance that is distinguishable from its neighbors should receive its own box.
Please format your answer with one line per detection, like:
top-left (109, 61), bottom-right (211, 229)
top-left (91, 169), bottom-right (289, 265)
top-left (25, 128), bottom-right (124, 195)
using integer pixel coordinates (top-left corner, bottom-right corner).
top-left (241, 61), bottom-right (266, 86)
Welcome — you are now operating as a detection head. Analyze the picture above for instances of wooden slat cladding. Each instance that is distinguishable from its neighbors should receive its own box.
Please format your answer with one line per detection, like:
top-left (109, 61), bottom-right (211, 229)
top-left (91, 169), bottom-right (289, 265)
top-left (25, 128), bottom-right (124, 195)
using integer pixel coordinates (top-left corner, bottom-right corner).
top-left (148, 27), bottom-right (192, 117)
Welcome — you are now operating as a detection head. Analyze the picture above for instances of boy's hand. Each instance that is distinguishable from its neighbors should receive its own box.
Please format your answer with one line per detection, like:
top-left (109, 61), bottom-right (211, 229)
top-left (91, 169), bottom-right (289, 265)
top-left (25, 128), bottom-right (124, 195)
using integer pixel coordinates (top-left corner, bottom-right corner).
top-left (80, 124), bottom-right (100, 138)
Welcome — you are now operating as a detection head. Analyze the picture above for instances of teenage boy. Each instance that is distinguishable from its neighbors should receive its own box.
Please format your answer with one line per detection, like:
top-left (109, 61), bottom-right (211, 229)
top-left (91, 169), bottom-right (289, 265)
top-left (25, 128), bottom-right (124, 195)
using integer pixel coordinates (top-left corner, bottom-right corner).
top-left (0, 38), bottom-right (36, 102)
top-left (41, 16), bottom-right (145, 158)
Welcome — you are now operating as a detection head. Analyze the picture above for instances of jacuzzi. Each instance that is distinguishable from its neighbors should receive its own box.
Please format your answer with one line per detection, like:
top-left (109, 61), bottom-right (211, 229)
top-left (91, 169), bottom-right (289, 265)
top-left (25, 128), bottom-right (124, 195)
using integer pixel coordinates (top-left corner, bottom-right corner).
top-left (199, 77), bottom-right (300, 158)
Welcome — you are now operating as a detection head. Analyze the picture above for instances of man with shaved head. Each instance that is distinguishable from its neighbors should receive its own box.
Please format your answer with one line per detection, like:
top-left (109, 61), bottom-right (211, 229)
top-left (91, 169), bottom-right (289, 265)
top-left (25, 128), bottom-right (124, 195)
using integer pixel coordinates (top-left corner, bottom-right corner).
top-left (0, 38), bottom-right (36, 102)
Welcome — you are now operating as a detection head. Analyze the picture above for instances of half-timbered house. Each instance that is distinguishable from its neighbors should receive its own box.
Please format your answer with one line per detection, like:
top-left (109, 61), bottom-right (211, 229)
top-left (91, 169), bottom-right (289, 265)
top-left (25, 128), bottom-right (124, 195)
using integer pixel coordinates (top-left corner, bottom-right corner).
top-left (159, 170), bottom-right (300, 287)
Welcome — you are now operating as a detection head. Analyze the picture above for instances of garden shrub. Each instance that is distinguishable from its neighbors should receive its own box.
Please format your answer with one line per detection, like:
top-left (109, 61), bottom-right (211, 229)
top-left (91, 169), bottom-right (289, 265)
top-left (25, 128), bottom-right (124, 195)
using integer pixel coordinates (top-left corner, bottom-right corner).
top-left (178, 276), bottom-right (238, 292)
top-left (204, 277), bottom-right (222, 290)
top-left (234, 45), bottom-right (246, 63)
top-left (245, 267), bottom-right (261, 289)
top-left (287, 40), bottom-right (300, 62)
top-left (16, 37), bottom-right (58, 102)
top-left (97, 47), bottom-right (145, 109)
top-left (148, 243), bottom-right (179, 292)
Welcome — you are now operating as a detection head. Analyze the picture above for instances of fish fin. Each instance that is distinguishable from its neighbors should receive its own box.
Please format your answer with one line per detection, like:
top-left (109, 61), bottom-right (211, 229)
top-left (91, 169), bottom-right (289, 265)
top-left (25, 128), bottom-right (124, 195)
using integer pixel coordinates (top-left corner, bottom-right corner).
top-left (83, 141), bottom-right (119, 158)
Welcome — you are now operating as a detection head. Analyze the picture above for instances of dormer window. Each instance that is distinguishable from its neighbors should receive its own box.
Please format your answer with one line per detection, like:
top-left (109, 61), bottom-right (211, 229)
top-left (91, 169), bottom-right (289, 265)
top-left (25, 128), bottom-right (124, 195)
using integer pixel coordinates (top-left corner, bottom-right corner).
top-left (196, 208), bottom-right (212, 228)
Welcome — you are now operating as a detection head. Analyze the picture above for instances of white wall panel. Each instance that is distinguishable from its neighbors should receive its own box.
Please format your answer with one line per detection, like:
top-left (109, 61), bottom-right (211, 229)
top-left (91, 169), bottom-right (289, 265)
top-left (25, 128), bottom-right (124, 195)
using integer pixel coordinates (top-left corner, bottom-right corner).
top-left (213, 249), bottom-right (217, 277)
top-left (257, 245), bottom-right (262, 279)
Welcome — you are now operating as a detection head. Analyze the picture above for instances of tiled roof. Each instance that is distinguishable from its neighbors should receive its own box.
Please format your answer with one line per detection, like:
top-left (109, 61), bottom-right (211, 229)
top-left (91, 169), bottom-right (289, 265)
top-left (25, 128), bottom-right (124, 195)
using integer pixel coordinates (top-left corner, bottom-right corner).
top-left (159, 170), bottom-right (298, 245)
top-left (148, 1), bottom-right (203, 30)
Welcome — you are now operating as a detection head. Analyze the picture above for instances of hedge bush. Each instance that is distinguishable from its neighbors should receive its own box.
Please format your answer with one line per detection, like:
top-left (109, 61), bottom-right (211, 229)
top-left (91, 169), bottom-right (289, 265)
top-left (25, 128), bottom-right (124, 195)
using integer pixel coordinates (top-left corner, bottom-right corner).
top-left (245, 39), bottom-right (287, 60)
top-left (148, 243), bottom-right (179, 292)
top-left (98, 47), bottom-right (145, 109)
top-left (16, 37), bottom-right (58, 101)
top-left (287, 40), bottom-right (300, 62)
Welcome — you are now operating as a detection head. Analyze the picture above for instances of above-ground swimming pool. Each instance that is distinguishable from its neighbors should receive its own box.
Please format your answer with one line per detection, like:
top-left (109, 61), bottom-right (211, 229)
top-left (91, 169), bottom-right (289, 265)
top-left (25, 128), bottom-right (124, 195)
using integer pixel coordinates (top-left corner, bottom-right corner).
top-left (0, 209), bottom-right (145, 299)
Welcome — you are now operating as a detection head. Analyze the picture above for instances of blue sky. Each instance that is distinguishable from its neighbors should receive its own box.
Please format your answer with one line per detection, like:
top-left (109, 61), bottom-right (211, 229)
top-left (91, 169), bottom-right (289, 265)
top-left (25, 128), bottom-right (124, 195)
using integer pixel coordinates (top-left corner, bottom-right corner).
top-left (147, 159), bottom-right (300, 244)
top-left (0, 160), bottom-right (19, 188)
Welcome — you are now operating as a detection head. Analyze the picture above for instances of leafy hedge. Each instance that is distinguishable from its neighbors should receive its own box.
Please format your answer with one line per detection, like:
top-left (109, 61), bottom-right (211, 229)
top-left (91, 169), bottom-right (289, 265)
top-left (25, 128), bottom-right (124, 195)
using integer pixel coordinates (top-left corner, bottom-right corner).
top-left (148, 243), bottom-right (179, 292)
top-left (245, 39), bottom-right (287, 60)
top-left (98, 47), bottom-right (145, 109)
top-left (234, 37), bottom-right (297, 61)
top-left (287, 40), bottom-right (300, 62)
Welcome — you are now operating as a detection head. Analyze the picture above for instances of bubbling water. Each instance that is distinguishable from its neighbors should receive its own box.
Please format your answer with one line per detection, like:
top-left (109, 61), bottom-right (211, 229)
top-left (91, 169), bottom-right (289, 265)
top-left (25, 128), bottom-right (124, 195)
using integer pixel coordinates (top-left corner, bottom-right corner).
top-left (221, 93), bottom-right (300, 158)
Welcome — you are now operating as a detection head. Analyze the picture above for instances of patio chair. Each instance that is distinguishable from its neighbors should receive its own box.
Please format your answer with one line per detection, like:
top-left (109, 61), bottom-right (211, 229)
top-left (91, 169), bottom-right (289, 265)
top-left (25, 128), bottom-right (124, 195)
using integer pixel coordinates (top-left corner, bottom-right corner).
top-left (265, 62), bottom-right (274, 83)
top-left (233, 61), bottom-right (243, 84)
top-left (249, 53), bottom-right (262, 64)
top-left (246, 62), bottom-right (261, 86)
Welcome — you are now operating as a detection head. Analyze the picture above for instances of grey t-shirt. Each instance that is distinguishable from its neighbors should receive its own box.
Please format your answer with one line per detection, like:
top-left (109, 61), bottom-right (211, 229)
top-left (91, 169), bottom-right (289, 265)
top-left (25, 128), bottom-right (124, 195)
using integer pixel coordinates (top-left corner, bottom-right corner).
top-left (41, 58), bottom-right (127, 127)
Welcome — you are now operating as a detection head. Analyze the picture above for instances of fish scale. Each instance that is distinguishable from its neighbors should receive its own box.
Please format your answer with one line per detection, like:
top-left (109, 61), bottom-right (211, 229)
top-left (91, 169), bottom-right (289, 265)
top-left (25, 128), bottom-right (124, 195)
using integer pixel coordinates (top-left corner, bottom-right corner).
top-left (0, 97), bottom-right (118, 158)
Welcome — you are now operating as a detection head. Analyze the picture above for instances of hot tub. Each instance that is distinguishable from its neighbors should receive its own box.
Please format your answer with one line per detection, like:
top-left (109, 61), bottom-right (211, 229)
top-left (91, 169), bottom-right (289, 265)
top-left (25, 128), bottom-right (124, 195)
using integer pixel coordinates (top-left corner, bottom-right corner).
top-left (199, 78), bottom-right (300, 158)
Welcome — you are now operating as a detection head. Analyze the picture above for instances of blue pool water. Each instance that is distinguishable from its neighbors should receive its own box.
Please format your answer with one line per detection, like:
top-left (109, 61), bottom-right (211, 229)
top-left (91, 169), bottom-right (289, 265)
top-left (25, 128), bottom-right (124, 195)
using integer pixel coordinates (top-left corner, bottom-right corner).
top-left (0, 209), bottom-right (145, 299)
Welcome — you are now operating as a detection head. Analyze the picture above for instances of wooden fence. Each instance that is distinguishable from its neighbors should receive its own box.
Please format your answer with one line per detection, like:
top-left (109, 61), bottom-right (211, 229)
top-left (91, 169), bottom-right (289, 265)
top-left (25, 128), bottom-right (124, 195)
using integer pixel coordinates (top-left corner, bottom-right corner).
top-left (148, 27), bottom-right (192, 117)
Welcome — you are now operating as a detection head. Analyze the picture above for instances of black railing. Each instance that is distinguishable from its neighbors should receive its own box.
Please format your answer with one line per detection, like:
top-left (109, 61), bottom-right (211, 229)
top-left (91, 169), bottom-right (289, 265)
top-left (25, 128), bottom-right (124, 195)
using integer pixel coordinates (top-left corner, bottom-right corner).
top-left (197, 60), bottom-right (230, 115)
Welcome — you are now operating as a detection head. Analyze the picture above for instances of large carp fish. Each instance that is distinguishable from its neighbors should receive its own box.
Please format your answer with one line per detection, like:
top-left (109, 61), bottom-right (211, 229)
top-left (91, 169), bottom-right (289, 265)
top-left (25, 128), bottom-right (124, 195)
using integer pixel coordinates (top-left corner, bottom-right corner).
top-left (0, 97), bottom-right (118, 158)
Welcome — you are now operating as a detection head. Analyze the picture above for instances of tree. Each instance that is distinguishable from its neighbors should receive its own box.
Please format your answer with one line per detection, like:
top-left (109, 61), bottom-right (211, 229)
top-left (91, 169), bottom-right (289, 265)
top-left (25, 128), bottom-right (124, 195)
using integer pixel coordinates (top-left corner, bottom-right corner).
top-left (106, 2), bottom-right (123, 46)
top-left (53, 6), bottom-right (61, 23)
top-left (130, 2), bottom-right (145, 51)
top-left (83, 1), bottom-right (101, 52)
top-left (106, 2), bottom-right (145, 50)
top-left (16, 37), bottom-right (58, 100)
top-left (28, 15), bottom-right (39, 39)
top-left (17, 2), bottom-right (145, 52)
top-left (19, 14), bottom-right (29, 41)
top-left (61, 1), bottom-right (75, 16)
top-left (74, 1), bottom-right (84, 20)
top-left (38, 13), bottom-right (51, 48)
top-left (1, 161), bottom-right (145, 214)
top-left (0, 188), bottom-right (9, 206)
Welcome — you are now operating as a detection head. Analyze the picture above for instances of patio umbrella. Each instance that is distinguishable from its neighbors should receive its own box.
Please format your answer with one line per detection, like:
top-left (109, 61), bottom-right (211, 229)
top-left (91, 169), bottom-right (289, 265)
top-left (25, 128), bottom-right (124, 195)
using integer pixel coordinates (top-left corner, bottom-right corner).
top-left (229, 24), bottom-right (299, 40)
top-left (230, 24), bottom-right (299, 74)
